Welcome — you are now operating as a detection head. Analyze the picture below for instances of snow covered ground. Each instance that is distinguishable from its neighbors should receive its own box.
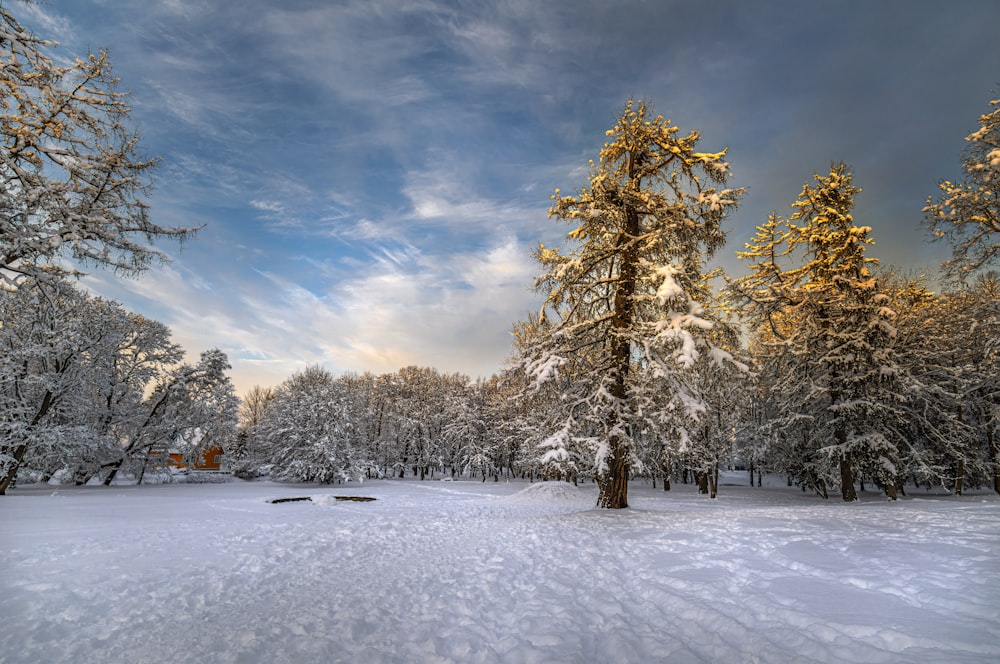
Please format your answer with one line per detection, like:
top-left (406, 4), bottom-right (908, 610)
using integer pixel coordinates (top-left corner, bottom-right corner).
top-left (2, 476), bottom-right (998, 663)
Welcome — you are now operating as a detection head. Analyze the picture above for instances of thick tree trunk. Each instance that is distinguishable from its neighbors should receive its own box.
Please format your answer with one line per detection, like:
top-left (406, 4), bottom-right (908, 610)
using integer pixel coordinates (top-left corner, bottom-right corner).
top-left (595, 153), bottom-right (643, 511)
top-left (598, 435), bottom-right (629, 509)
top-left (839, 452), bottom-right (857, 502)
top-left (696, 470), bottom-right (709, 495)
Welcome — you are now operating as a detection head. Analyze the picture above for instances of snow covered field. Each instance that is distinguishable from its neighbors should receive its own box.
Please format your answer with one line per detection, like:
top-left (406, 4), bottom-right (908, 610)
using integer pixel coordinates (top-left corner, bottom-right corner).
top-left (2, 477), bottom-right (998, 664)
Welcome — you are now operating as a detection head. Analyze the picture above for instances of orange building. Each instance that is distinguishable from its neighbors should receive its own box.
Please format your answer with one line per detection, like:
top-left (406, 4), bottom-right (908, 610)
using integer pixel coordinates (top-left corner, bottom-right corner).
top-left (166, 446), bottom-right (226, 472)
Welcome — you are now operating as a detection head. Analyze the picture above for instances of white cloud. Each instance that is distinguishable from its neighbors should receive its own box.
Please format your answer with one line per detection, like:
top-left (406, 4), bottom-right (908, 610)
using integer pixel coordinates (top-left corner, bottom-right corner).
top-left (17, 4), bottom-right (75, 41)
top-left (80, 235), bottom-right (540, 395)
top-left (249, 199), bottom-right (286, 214)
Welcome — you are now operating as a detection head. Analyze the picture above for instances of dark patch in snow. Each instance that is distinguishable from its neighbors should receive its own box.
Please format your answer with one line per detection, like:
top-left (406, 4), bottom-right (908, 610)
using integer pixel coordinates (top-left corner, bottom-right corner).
top-left (268, 495), bottom-right (376, 504)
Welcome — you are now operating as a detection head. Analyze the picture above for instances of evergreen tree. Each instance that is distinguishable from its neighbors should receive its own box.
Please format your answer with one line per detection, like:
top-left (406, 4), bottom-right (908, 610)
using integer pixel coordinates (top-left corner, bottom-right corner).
top-left (884, 271), bottom-right (999, 495)
top-left (924, 96), bottom-right (999, 278)
top-left (519, 99), bottom-right (744, 508)
top-left (734, 163), bottom-right (902, 501)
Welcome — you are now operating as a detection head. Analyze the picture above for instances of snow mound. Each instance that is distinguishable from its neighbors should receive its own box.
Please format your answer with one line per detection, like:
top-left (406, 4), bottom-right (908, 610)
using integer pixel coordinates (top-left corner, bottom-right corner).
top-left (503, 481), bottom-right (589, 504)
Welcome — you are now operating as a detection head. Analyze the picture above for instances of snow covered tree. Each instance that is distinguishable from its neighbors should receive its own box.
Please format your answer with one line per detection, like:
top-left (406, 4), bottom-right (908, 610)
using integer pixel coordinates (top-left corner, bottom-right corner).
top-left (941, 273), bottom-right (1000, 494)
top-left (674, 291), bottom-right (750, 498)
top-left (440, 376), bottom-right (522, 481)
top-left (733, 164), bottom-right (902, 501)
top-left (229, 384), bottom-right (275, 477)
top-left (519, 99), bottom-right (745, 508)
top-left (971, 273), bottom-right (1000, 495)
top-left (876, 271), bottom-right (1000, 496)
top-left (0, 5), bottom-right (195, 288)
top-left (253, 365), bottom-right (361, 483)
top-left (924, 96), bottom-right (1000, 279)
top-left (389, 366), bottom-right (469, 480)
top-left (1, 279), bottom-right (100, 492)
top-left (444, 379), bottom-right (493, 480)
top-left (69, 305), bottom-right (182, 483)
top-left (101, 348), bottom-right (238, 484)
top-left (0, 278), bottom-right (211, 491)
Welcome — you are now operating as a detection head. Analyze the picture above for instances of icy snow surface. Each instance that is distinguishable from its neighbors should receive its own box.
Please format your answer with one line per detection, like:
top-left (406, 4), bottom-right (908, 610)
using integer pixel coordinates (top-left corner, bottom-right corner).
top-left (2, 477), bottom-right (998, 663)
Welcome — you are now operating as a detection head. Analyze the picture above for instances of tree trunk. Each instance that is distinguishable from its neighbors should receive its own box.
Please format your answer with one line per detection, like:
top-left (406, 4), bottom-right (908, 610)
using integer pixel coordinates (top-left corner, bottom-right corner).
top-left (104, 458), bottom-right (124, 486)
top-left (136, 453), bottom-right (150, 486)
top-left (696, 470), bottom-right (709, 495)
top-left (0, 443), bottom-right (29, 495)
top-left (597, 437), bottom-right (629, 508)
top-left (807, 472), bottom-right (828, 499)
top-left (1, 390), bottom-right (57, 495)
top-left (955, 404), bottom-right (965, 496)
top-left (988, 423), bottom-right (1000, 496)
top-left (839, 452), bottom-right (857, 502)
top-left (595, 154), bottom-right (643, 511)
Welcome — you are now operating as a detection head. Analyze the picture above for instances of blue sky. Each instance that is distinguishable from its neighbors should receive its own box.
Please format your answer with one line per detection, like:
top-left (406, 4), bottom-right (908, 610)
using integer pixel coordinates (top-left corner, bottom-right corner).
top-left (25, 0), bottom-right (1000, 393)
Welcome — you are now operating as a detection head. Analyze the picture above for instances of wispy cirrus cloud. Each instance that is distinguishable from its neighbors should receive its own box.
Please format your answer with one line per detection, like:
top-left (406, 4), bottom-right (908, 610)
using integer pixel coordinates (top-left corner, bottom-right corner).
top-left (83, 234), bottom-right (539, 393)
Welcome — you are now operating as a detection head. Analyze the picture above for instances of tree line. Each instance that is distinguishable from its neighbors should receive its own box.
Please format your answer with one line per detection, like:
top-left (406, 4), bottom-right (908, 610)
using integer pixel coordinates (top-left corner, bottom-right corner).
top-left (0, 279), bottom-right (239, 493)
top-left (1, 6), bottom-right (997, 503)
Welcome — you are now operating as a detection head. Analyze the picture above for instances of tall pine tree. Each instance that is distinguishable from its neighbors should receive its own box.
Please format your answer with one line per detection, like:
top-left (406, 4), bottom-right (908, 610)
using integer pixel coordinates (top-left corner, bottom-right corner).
top-left (734, 163), bottom-right (901, 501)
top-left (520, 99), bottom-right (744, 508)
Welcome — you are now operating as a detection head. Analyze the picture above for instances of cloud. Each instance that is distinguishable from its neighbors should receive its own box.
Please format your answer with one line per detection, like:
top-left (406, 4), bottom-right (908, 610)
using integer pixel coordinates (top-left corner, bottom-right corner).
top-left (249, 200), bottom-right (285, 214)
top-left (81, 234), bottom-right (540, 395)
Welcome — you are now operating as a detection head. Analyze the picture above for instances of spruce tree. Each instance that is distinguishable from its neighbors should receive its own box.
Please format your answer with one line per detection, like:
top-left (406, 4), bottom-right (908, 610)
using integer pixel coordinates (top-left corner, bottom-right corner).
top-left (924, 96), bottom-right (1000, 278)
top-left (734, 163), bottom-right (901, 501)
